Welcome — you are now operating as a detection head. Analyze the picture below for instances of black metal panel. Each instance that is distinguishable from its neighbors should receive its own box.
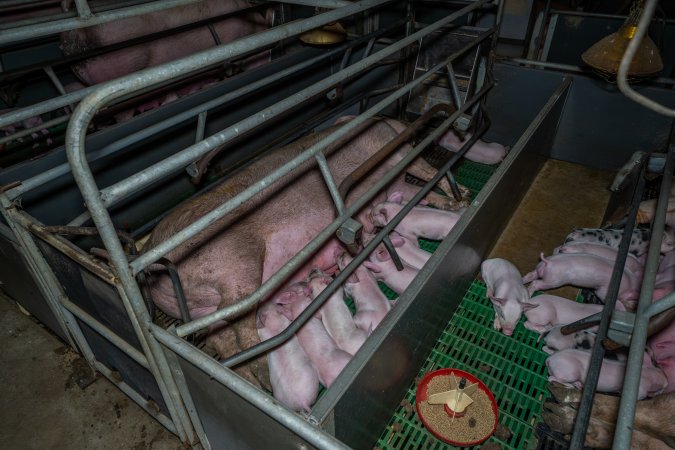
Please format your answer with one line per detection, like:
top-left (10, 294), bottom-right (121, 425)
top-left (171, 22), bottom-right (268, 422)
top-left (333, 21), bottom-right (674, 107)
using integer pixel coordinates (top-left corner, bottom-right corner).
top-left (488, 62), bottom-right (675, 171)
top-left (0, 226), bottom-right (68, 342)
top-left (327, 74), bottom-right (569, 450)
top-left (176, 355), bottom-right (317, 450)
top-left (34, 239), bottom-right (169, 414)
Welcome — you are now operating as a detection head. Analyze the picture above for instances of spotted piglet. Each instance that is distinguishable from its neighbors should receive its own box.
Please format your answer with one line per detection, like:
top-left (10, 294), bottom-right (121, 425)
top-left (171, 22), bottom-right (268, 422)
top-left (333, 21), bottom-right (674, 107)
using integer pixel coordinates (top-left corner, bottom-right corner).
top-left (481, 258), bottom-right (531, 336)
top-left (564, 228), bottom-right (651, 256)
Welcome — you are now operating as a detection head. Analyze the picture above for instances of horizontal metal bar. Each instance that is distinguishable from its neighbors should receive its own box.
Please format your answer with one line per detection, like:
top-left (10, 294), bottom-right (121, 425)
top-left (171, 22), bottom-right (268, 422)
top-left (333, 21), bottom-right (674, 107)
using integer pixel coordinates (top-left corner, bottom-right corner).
top-left (175, 76), bottom-right (493, 338)
top-left (135, 24), bottom-right (494, 277)
top-left (221, 103), bottom-right (492, 368)
top-left (152, 324), bottom-right (353, 450)
top-left (549, 8), bottom-right (675, 24)
top-left (60, 296), bottom-right (150, 370)
top-left (0, 115), bottom-right (69, 147)
top-left (125, 31), bottom-right (494, 273)
top-left (278, 0), bottom-right (352, 7)
top-left (92, 359), bottom-right (178, 434)
top-left (9, 20), bottom-right (406, 201)
top-left (90, 6), bottom-right (492, 225)
top-left (0, 0), bottom-right (215, 45)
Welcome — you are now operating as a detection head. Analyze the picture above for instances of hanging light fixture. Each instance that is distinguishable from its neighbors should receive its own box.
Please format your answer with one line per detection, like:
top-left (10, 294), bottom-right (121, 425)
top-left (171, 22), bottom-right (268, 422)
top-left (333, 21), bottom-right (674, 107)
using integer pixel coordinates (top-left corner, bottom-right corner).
top-left (581, 0), bottom-right (663, 80)
top-left (299, 7), bottom-right (347, 45)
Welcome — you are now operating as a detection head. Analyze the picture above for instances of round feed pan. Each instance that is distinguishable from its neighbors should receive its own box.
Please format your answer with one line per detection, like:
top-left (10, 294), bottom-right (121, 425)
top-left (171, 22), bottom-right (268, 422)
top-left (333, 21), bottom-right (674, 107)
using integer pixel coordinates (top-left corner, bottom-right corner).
top-left (416, 368), bottom-right (498, 447)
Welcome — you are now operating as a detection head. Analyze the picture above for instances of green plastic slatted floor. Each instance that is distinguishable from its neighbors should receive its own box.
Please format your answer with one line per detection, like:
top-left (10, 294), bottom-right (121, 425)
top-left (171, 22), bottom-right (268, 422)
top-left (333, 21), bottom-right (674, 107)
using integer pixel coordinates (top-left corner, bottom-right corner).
top-left (373, 160), bottom-right (550, 450)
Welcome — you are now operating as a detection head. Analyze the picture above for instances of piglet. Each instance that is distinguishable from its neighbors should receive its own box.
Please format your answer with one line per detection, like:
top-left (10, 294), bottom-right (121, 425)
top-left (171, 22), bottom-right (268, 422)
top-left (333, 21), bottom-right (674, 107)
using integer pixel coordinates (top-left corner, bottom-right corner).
top-left (369, 191), bottom-right (462, 241)
top-left (284, 290), bottom-right (352, 389)
top-left (336, 252), bottom-right (392, 332)
top-left (364, 244), bottom-right (419, 294)
top-left (436, 129), bottom-right (507, 165)
top-left (546, 349), bottom-right (667, 400)
top-left (542, 325), bottom-right (597, 354)
top-left (637, 198), bottom-right (675, 229)
top-left (306, 270), bottom-right (368, 355)
top-left (257, 288), bottom-right (319, 413)
top-left (563, 228), bottom-right (650, 256)
top-left (554, 242), bottom-right (644, 277)
top-left (362, 230), bottom-right (431, 270)
top-left (522, 253), bottom-right (640, 307)
top-left (522, 294), bottom-right (603, 334)
top-left (481, 258), bottom-right (530, 336)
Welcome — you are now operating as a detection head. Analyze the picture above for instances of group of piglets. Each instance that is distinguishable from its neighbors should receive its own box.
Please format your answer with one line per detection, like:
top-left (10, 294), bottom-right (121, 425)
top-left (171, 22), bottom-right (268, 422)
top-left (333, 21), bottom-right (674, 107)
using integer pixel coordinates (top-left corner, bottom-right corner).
top-left (482, 224), bottom-right (675, 401)
top-left (256, 192), bottom-right (465, 413)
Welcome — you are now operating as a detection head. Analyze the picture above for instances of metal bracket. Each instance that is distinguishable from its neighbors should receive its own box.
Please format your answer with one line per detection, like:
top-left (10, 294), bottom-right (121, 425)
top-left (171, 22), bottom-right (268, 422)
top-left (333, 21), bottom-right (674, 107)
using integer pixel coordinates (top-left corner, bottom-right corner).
top-left (336, 218), bottom-right (362, 255)
top-left (606, 310), bottom-right (636, 347)
top-left (453, 113), bottom-right (473, 132)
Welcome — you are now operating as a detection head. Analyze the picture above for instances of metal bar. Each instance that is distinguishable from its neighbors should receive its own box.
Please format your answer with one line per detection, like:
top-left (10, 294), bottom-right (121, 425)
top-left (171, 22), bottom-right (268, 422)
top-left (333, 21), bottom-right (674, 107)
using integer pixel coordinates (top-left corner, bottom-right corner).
top-left (7, 42), bottom-right (356, 198)
top-left (92, 359), bottom-right (178, 434)
top-left (0, 0), bottom-right (224, 45)
top-left (73, 0), bottom-right (92, 19)
top-left (446, 63), bottom-right (463, 109)
top-left (502, 57), bottom-right (675, 86)
top-left (68, 4), bottom-right (428, 441)
top-left (617, 0), bottom-right (675, 118)
top-left (0, 195), bottom-right (77, 349)
top-left (614, 122), bottom-right (675, 449)
top-left (221, 97), bottom-right (491, 368)
top-left (135, 26), bottom-right (494, 278)
top-left (60, 296), bottom-right (150, 370)
top-left (645, 290), bottom-right (675, 317)
top-left (315, 152), bottom-right (346, 216)
top-left (549, 8), bottom-right (675, 24)
top-left (195, 111), bottom-right (207, 143)
top-left (43, 66), bottom-right (67, 96)
top-left (75, 2), bottom-right (491, 214)
top-left (568, 159), bottom-right (647, 449)
top-left (0, 115), bottom-right (69, 147)
top-left (278, 0), bottom-right (352, 7)
top-left (176, 78), bottom-right (493, 338)
top-left (151, 324), bottom-right (352, 450)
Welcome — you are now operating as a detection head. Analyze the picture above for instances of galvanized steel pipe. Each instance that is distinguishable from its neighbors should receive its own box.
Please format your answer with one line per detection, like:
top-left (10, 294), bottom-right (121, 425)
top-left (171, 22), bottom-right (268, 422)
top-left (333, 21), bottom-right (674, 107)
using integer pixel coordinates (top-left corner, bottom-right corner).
top-left (175, 77), bottom-right (493, 338)
top-left (124, 24), bottom-right (492, 276)
top-left (614, 124), bottom-right (675, 449)
top-left (151, 324), bottom-right (353, 450)
top-left (84, 1), bottom-right (491, 213)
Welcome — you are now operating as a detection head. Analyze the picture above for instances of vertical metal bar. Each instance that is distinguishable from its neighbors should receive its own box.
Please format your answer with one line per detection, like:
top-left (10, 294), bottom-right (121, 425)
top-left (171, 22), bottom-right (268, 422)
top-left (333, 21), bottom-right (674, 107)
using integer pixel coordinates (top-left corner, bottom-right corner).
top-left (568, 160), bottom-right (647, 449)
top-left (43, 66), bottom-right (67, 96)
top-left (195, 111), bottom-right (207, 143)
top-left (613, 122), bottom-right (675, 449)
top-left (314, 152), bottom-right (346, 215)
top-left (446, 63), bottom-right (463, 109)
top-left (128, 27), bottom-right (495, 275)
top-left (151, 325), bottom-right (353, 450)
top-left (73, 0), bottom-right (92, 19)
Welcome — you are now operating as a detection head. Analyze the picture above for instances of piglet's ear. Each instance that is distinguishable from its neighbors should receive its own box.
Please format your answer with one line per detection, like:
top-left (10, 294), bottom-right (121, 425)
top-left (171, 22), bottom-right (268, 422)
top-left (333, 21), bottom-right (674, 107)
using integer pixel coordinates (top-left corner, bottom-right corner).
top-left (521, 302), bottom-right (539, 311)
top-left (489, 295), bottom-right (506, 306)
top-left (274, 291), bottom-right (293, 305)
top-left (388, 191), bottom-right (404, 204)
top-left (363, 260), bottom-right (382, 273)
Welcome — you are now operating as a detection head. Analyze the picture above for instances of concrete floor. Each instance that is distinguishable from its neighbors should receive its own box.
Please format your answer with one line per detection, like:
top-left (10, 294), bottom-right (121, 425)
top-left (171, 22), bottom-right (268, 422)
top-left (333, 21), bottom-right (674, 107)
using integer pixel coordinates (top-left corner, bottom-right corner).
top-left (0, 294), bottom-right (183, 450)
top-left (488, 159), bottom-right (616, 299)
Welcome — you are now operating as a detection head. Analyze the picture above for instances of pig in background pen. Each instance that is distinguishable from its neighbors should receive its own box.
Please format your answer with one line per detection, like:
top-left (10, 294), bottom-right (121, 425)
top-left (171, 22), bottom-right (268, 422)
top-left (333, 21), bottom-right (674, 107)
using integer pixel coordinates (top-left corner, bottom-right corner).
top-left (139, 114), bottom-right (506, 411)
top-left (1, 0), bottom-right (272, 152)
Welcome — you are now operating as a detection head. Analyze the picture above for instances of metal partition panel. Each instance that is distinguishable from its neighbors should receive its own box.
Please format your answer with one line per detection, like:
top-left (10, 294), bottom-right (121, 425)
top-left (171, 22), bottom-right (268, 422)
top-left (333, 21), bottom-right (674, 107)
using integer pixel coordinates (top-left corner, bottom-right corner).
top-left (490, 62), bottom-right (675, 170)
top-left (33, 241), bottom-right (169, 414)
top-left (0, 225), bottom-right (68, 341)
top-left (315, 74), bottom-right (571, 450)
top-left (176, 356), bottom-right (317, 450)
